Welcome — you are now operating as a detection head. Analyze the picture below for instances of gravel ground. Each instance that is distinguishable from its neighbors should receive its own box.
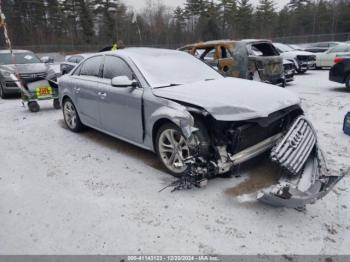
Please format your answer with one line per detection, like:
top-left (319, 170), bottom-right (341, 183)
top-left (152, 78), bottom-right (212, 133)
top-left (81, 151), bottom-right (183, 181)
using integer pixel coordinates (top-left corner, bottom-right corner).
top-left (0, 70), bottom-right (349, 255)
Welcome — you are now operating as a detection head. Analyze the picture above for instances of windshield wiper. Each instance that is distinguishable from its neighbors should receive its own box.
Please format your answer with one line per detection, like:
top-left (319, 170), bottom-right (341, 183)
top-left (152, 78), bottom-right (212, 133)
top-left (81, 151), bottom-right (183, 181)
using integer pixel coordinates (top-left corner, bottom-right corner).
top-left (154, 83), bottom-right (183, 89)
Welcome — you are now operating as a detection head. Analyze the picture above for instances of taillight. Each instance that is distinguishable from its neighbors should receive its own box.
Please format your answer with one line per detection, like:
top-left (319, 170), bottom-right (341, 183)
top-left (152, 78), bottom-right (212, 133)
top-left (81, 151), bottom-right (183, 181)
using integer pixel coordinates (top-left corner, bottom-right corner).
top-left (334, 57), bottom-right (344, 64)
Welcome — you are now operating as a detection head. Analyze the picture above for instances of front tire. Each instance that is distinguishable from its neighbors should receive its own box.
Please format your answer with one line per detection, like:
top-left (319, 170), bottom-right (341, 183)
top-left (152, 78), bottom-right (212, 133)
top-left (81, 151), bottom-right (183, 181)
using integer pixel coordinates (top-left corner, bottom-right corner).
top-left (155, 122), bottom-right (210, 177)
top-left (62, 98), bottom-right (84, 132)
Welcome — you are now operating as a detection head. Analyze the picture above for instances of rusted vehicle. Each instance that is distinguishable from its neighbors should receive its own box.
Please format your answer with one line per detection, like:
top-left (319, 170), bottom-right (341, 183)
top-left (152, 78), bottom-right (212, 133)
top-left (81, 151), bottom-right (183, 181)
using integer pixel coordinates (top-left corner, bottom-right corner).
top-left (179, 39), bottom-right (285, 87)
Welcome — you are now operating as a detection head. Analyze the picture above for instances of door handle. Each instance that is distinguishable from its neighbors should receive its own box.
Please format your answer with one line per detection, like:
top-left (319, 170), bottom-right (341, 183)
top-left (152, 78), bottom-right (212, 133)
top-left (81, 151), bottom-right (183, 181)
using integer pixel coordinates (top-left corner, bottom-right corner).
top-left (74, 87), bottom-right (80, 93)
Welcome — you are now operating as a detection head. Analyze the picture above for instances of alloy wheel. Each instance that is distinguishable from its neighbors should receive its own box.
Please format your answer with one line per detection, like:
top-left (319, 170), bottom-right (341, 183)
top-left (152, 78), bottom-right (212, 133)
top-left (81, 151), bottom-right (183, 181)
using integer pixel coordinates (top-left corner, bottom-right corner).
top-left (63, 101), bottom-right (78, 130)
top-left (158, 128), bottom-right (190, 174)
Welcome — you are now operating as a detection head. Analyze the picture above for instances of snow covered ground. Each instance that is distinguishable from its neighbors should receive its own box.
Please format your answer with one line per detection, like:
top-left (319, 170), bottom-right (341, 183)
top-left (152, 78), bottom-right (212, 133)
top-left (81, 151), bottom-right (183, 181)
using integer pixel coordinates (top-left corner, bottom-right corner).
top-left (0, 70), bottom-right (349, 255)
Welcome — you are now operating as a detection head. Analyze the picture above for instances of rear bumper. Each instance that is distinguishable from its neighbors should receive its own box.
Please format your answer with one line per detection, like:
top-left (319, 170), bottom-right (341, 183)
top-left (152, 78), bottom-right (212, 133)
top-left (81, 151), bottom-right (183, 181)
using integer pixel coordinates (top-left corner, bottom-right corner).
top-left (1, 81), bottom-right (21, 95)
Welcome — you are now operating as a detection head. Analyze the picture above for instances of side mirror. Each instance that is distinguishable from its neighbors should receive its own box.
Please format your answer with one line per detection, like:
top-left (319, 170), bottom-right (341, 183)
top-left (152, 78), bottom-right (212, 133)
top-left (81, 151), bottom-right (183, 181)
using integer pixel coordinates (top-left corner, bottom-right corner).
top-left (41, 56), bottom-right (54, 64)
top-left (111, 76), bottom-right (138, 88)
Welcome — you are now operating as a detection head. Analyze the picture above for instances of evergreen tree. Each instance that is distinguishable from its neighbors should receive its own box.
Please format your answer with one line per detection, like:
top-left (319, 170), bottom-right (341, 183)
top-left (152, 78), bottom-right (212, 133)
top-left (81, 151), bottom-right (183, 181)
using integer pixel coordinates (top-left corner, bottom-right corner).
top-left (218, 0), bottom-right (237, 38)
top-left (94, 0), bottom-right (119, 43)
top-left (196, 1), bottom-right (221, 41)
top-left (236, 0), bottom-right (254, 39)
top-left (255, 0), bottom-right (276, 38)
top-left (78, 0), bottom-right (94, 44)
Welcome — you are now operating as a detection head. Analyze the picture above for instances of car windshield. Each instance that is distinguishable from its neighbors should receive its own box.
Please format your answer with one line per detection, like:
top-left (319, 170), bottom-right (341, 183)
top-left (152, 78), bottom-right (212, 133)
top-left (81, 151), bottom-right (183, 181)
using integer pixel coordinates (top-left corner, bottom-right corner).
top-left (275, 43), bottom-right (294, 52)
top-left (129, 49), bottom-right (223, 88)
top-left (0, 52), bottom-right (41, 65)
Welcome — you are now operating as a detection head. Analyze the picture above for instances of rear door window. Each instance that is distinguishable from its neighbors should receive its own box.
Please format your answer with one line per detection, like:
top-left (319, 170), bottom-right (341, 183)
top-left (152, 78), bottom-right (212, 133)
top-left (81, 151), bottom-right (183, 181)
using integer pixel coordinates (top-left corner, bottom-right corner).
top-left (80, 56), bottom-right (103, 77)
top-left (103, 56), bottom-right (133, 80)
top-left (197, 47), bottom-right (216, 61)
top-left (220, 47), bottom-right (233, 59)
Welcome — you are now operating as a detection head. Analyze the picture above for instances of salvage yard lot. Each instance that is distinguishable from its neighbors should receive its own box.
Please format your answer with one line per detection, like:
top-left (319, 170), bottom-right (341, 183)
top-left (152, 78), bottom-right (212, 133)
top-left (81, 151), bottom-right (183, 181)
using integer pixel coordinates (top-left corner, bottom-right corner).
top-left (0, 70), bottom-right (349, 255)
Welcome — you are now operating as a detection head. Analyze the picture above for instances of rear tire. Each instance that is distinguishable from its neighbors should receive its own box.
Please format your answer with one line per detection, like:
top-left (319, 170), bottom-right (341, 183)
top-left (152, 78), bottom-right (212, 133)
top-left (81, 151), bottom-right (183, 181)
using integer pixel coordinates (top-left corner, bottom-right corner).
top-left (28, 101), bottom-right (40, 113)
top-left (346, 74), bottom-right (350, 89)
top-left (62, 98), bottom-right (84, 132)
top-left (155, 122), bottom-right (210, 177)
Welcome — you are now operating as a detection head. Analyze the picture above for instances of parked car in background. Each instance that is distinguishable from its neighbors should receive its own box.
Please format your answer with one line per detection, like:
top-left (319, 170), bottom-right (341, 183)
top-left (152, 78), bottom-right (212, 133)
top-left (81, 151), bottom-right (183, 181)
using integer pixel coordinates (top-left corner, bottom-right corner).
top-left (303, 42), bottom-right (341, 53)
top-left (60, 53), bottom-right (93, 75)
top-left (59, 48), bottom-right (343, 209)
top-left (329, 56), bottom-right (350, 88)
top-left (289, 44), bottom-right (304, 51)
top-left (179, 39), bottom-right (285, 87)
top-left (0, 50), bottom-right (57, 99)
top-left (274, 43), bottom-right (316, 74)
top-left (283, 59), bottom-right (295, 83)
top-left (316, 44), bottom-right (350, 68)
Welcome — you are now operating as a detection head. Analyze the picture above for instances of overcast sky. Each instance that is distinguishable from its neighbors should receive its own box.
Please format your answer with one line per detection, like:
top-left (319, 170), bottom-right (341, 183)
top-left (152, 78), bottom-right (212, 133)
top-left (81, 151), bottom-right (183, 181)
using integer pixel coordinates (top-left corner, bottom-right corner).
top-left (125, 0), bottom-right (290, 11)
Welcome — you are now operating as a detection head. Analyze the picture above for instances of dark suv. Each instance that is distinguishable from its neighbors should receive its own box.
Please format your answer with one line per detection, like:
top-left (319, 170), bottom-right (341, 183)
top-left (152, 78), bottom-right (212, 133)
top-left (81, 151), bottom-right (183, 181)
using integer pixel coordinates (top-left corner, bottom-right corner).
top-left (0, 50), bottom-right (57, 98)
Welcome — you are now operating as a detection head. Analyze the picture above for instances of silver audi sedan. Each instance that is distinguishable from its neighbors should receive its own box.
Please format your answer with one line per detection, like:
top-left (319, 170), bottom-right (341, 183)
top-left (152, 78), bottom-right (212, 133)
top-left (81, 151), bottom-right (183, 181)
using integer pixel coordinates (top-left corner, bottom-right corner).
top-left (59, 48), bottom-right (344, 208)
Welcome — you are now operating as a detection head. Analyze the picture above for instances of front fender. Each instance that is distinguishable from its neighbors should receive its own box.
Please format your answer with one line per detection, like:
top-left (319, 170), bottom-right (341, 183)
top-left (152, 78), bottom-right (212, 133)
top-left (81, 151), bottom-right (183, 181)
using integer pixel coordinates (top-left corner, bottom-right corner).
top-left (149, 99), bottom-right (197, 150)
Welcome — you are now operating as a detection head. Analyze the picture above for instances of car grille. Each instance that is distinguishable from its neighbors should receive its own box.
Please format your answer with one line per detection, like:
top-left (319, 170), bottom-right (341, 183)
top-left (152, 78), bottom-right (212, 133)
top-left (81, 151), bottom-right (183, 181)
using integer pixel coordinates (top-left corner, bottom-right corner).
top-left (271, 116), bottom-right (317, 174)
top-left (19, 72), bottom-right (47, 82)
top-left (235, 120), bottom-right (285, 153)
top-left (297, 55), bottom-right (316, 62)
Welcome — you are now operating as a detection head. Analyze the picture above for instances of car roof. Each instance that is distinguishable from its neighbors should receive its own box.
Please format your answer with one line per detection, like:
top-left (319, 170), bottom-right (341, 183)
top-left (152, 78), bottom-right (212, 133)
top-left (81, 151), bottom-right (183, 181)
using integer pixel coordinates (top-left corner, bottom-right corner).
top-left (179, 39), bottom-right (273, 49)
top-left (241, 39), bottom-right (272, 44)
top-left (100, 47), bottom-right (192, 61)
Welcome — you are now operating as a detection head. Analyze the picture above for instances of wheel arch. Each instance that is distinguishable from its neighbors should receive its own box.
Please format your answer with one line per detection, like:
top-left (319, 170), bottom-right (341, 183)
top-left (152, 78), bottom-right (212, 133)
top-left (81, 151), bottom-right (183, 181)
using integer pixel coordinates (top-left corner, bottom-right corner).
top-left (61, 94), bottom-right (76, 109)
top-left (151, 118), bottom-right (178, 151)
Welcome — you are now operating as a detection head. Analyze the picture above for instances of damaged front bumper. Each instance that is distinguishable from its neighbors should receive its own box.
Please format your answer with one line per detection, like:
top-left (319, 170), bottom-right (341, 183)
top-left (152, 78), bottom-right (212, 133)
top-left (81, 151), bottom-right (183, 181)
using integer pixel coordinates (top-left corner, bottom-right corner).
top-left (257, 150), bottom-right (345, 208)
top-left (256, 116), bottom-right (345, 208)
top-left (191, 116), bottom-right (346, 209)
top-left (180, 114), bottom-right (345, 209)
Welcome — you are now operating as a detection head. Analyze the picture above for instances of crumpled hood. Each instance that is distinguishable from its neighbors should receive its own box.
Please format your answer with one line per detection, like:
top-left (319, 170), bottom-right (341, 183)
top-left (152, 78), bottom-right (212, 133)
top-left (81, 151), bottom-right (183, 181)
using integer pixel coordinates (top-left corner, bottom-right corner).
top-left (153, 78), bottom-right (301, 121)
top-left (0, 63), bottom-right (50, 74)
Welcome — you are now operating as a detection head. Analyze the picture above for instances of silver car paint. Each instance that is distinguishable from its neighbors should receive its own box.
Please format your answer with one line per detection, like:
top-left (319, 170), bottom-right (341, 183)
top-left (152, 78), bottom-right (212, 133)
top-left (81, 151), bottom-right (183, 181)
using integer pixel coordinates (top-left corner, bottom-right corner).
top-left (59, 50), bottom-right (198, 152)
top-left (59, 48), bottom-right (302, 152)
top-left (58, 48), bottom-right (345, 209)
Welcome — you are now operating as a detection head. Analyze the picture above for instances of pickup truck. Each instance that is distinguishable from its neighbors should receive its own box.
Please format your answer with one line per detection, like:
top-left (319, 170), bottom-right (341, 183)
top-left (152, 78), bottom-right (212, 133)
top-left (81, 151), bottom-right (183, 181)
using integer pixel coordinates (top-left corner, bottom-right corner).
top-left (329, 56), bottom-right (350, 88)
